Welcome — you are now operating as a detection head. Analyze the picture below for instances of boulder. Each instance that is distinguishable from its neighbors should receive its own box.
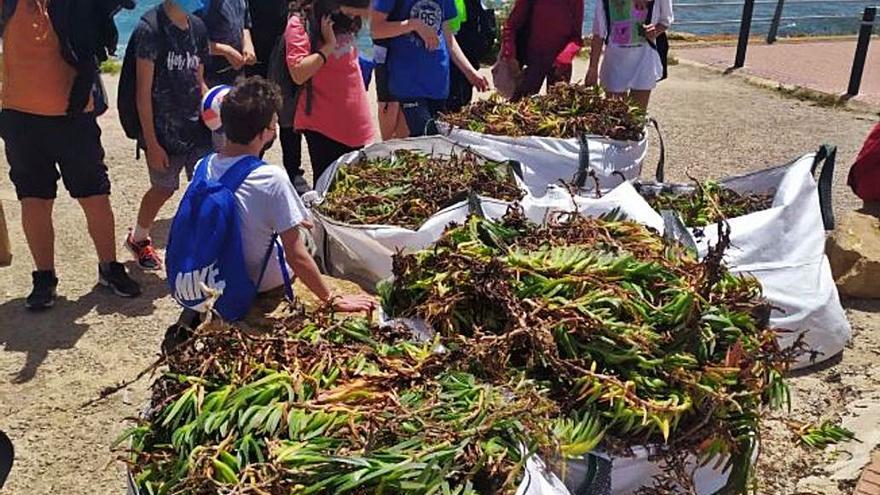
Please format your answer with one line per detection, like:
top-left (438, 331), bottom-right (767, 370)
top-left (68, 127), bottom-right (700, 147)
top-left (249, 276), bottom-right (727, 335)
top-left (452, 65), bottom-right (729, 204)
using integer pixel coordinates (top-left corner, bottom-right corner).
top-left (826, 210), bottom-right (880, 299)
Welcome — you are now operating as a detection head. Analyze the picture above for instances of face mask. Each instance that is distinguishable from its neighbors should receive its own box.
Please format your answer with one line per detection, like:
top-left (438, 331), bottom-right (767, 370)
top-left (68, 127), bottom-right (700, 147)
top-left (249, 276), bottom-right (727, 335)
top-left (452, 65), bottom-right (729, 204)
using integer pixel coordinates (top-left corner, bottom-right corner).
top-left (176, 0), bottom-right (204, 14)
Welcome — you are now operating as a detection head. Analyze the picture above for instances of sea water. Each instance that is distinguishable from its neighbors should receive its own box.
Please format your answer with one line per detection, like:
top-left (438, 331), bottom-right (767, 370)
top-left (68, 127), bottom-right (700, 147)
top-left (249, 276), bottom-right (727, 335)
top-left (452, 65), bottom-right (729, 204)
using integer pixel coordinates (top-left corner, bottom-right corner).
top-left (115, 0), bottom-right (877, 56)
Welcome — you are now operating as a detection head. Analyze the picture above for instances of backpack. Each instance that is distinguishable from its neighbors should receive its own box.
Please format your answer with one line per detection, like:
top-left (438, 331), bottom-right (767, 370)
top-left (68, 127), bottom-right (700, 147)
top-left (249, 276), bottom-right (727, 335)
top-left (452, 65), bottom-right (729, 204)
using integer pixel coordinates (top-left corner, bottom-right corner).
top-left (602, 0), bottom-right (669, 81)
top-left (456, 0), bottom-right (497, 64)
top-left (847, 122), bottom-right (880, 203)
top-left (266, 13), bottom-right (316, 128)
top-left (165, 154), bottom-right (292, 321)
top-left (118, 7), bottom-right (208, 142)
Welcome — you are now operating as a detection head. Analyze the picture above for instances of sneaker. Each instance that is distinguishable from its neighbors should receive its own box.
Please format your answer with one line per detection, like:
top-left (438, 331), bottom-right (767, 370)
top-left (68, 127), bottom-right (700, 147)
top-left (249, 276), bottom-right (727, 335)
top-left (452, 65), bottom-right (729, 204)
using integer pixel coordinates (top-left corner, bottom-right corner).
top-left (125, 230), bottom-right (163, 270)
top-left (26, 270), bottom-right (58, 311)
top-left (98, 262), bottom-right (142, 298)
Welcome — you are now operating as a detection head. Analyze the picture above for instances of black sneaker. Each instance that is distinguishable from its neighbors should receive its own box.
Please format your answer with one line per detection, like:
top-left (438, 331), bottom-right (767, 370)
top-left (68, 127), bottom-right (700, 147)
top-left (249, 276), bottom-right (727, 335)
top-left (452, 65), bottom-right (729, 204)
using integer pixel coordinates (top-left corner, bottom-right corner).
top-left (98, 262), bottom-right (142, 298)
top-left (26, 270), bottom-right (58, 311)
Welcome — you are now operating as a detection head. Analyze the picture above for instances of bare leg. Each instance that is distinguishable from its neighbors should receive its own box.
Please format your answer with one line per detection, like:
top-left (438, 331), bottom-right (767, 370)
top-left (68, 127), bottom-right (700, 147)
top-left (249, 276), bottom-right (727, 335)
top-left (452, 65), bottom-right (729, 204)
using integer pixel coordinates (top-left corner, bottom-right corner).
top-left (378, 102), bottom-right (409, 140)
top-left (135, 186), bottom-right (174, 233)
top-left (606, 91), bottom-right (627, 101)
top-left (630, 90), bottom-right (652, 111)
top-left (77, 195), bottom-right (116, 263)
top-left (21, 198), bottom-right (55, 271)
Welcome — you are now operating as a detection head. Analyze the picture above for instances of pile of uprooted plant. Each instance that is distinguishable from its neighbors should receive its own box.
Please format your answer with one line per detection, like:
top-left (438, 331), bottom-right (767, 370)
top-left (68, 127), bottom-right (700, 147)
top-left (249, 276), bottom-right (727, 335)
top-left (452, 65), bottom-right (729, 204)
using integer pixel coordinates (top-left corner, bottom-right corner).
top-left (381, 208), bottom-right (800, 492)
top-left (441, 84), bottom-right (646, 142)
top-left (316, 149), bottom-right (524, 230)
top-left (119, 208), bottom-right (798, 494)
top-left (118, 310), bottom-right (576, 494)
top-left (639, 181), bottom-right (775, 227)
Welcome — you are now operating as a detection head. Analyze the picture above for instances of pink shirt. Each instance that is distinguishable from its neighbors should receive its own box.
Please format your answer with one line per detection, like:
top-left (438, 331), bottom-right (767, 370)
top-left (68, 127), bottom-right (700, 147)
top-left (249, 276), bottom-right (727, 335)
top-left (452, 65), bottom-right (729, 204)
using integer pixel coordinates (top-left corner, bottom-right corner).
top-left (285, 16), bottom-right (374, 147)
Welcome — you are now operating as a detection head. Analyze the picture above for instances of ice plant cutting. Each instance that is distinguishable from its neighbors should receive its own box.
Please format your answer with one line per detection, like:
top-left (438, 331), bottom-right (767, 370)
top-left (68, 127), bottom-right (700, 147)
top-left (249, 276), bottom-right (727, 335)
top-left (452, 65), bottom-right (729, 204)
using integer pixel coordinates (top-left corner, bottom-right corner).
top-left (381, 208), bottom-right (798, 492)
top-left (316, 149), bottom-right (524, 230)
top-left (639, 181), bottom-right (775, 227)
top-left (441, 84), bottom-right (646, 142)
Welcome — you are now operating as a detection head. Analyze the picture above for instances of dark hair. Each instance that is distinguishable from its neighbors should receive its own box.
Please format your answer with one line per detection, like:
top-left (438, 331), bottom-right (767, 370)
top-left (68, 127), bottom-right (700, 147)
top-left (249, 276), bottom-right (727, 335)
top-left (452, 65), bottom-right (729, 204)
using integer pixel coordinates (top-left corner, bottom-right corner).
top-left (292, 0), bottom-right (369, 34)
top-left (221, 77), bottom-right (282, 145)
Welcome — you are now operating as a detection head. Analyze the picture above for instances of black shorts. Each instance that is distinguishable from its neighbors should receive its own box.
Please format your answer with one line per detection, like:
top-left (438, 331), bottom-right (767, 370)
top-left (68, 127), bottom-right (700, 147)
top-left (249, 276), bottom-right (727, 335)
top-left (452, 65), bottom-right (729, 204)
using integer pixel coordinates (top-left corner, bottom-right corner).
top-left (374, 63), bottom-right (394, 103)
top-left (1, 110), bottom-right (111, 200)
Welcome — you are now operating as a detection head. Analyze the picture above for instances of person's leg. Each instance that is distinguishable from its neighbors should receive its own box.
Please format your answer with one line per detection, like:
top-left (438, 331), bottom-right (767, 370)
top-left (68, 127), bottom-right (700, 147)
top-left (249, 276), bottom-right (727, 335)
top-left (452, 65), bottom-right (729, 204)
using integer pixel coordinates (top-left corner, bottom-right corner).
top-left (279, 127), bottom-right (309, 194)
top-left (59, 113), bottom-right (140, 296)
top-left (512, 57), bottom-right (554, 100)
top-left (400, 100), bottom-right (434, 138)
top-left (127, 153), bottom-right (188, 268)
top-left (304, 131), bottom-right (360, 187)
top-left (3, 112), bottom-right (60, 272)
top-left (3, 111), bottom-right (62, 308)
top-left (77, 195), bottom-right (116, 264)
top-left (378, 102), bottom-right (409, 140)
top-left (20, 199), bottom-right (54, 271)
top-left (630, 90), bottom-right (652, 112)
top-left (547, 63), bottom-right (573, 87)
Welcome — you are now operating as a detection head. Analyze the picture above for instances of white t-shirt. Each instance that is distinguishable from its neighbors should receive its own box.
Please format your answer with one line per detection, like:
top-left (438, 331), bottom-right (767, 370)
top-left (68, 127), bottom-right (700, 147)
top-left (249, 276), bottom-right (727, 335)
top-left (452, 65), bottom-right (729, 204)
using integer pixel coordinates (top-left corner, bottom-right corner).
top-left (205, 154), bottom-right (309, 292)
top-left (592, 0), bottom-right (674, 92)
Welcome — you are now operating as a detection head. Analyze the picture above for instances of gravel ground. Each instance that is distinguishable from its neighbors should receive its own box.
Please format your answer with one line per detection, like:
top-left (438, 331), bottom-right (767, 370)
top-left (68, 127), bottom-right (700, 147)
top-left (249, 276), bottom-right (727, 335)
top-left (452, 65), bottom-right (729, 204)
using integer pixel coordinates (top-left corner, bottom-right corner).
top-left (0, 63), bottom-right (878, 494)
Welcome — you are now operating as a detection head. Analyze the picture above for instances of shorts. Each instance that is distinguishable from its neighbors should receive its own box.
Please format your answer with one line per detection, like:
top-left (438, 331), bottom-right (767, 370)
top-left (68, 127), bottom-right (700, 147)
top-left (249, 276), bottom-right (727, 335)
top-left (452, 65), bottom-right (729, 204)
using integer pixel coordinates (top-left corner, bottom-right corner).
top-left (1, 110), bottom-right (110, 200)
top-left (374, 63), bottom-right (394, 103)
top-left (400, 99), bottom-right (445, 137)
top-left (148, 147), bottom-right (210, 191)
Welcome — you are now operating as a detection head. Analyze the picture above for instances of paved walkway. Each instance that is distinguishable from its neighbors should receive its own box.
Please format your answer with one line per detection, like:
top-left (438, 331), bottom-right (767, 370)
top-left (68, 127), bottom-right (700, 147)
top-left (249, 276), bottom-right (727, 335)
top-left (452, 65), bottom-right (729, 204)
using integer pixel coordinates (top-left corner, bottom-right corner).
top-left (676, 39), bottom-right (880, 107)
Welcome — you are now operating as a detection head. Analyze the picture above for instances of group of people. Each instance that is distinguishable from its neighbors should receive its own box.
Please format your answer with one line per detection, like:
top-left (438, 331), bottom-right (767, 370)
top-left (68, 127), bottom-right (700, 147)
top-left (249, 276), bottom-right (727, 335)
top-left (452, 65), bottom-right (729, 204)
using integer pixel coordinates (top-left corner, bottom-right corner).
top-left (1, 0), bottom-right (673, 318)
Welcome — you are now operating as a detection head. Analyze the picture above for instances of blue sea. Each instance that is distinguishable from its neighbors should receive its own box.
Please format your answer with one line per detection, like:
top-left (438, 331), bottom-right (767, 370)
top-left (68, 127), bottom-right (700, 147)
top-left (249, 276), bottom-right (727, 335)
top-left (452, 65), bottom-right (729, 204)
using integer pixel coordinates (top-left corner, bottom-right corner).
top-left (115, 0), bottom-right (877, 56)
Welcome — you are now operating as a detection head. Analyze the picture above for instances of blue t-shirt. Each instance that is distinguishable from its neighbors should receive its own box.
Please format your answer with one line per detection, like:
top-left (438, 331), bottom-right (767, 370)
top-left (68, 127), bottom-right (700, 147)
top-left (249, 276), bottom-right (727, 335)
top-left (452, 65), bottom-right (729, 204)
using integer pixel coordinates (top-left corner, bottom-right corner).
top-left (196, 0), bottom-right (252, 78)
top-left (373, 0), bottom-right (457, 100)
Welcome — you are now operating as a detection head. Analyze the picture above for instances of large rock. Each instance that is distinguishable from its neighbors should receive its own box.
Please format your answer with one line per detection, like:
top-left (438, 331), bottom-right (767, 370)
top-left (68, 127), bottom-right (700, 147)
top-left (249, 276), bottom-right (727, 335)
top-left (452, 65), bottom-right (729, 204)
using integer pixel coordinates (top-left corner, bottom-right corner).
top-left (827, 210), bottom-right (880, 298)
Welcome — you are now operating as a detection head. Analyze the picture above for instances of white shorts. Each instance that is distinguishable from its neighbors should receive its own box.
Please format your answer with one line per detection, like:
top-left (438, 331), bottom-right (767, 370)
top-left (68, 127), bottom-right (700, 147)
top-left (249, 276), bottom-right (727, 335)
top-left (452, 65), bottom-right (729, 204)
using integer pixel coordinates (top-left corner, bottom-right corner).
top-left (600, 44), bottom-right (663, 93)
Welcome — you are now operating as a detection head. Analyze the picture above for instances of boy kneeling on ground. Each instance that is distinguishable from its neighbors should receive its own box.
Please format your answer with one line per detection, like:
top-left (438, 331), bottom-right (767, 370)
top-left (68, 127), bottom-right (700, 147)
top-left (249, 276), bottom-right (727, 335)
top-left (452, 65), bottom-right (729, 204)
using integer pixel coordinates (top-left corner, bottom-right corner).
top-left (166, 77), bottom-right (375, 338)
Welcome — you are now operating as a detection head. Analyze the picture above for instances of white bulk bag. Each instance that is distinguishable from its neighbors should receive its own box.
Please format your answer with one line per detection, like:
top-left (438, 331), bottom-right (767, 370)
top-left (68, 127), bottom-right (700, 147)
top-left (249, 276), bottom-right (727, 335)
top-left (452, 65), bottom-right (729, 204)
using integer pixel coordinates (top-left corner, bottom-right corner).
top-left (437, 120), bottom-right (664, 196)
top-left (311, 137), bottom-right (531, 290)
top-left (637, 146), bottom-right (850, 368)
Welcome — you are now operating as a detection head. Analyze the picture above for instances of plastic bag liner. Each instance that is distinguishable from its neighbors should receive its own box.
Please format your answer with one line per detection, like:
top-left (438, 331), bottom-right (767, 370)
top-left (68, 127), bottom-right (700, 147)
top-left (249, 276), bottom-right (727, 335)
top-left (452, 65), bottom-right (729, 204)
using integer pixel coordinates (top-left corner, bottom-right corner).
top-left (636, 146), bottom-right (850, 369)
top-left (436, 119), bottom-right (665, 197)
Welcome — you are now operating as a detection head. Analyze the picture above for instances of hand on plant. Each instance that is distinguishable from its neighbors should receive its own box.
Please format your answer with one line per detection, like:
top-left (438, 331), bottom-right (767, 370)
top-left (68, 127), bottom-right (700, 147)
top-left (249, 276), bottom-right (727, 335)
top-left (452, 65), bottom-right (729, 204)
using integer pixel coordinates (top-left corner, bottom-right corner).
top-left (331, 294), bottom-right (377, 313)
top-left (467, 70), bottom-right (490, 92)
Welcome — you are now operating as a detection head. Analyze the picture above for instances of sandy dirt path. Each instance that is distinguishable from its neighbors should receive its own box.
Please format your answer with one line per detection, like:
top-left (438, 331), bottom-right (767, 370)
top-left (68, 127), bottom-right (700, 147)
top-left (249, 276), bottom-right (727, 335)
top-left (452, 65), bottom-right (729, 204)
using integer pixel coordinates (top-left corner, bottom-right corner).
top-left (0, 63), bottom-right (878, 494)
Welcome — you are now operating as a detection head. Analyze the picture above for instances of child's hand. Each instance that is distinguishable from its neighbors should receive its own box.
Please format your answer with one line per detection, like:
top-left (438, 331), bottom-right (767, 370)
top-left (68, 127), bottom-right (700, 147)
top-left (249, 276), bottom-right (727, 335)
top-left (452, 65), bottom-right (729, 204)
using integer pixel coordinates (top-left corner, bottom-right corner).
top-left (411, 19), bottom-right (440, 51)
top-left (320, 15), bottom-right (338, 53)
top-left (644, 23), bottom-right (665, 42)
top-left (242, 45), bottom-right (257, 65)
top-left (467, 70), bottom-right (490, 92)
top-left (145, 142), bottom-right (170, 172)
top-left (221, 45), bottom-right (245, 70)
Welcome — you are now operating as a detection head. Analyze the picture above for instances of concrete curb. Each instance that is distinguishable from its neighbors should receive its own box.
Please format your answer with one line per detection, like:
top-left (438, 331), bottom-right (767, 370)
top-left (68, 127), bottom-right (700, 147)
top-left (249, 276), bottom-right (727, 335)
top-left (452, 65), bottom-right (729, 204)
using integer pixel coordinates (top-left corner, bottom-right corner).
top-left (674, 56), bottom-right (880, 116)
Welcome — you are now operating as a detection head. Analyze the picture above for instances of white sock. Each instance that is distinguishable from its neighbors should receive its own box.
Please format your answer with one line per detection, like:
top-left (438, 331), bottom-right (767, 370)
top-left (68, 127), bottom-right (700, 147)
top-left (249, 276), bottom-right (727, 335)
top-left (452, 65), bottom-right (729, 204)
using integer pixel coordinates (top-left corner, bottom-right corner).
top-left (132, 224), bottom-right (151, 243)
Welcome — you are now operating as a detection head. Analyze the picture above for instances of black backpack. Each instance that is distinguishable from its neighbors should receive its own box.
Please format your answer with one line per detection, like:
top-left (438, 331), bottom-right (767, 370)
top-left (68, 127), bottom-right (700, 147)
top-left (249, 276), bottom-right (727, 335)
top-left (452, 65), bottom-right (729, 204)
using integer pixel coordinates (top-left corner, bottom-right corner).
top-left (266, 13), bottom-right (316, 128)
top-left (456, 0), bottom-right (497, 64)
top-left (602, 0), bottom-right (669, 81)
top-left (118, 8), bottom-right (208, 142)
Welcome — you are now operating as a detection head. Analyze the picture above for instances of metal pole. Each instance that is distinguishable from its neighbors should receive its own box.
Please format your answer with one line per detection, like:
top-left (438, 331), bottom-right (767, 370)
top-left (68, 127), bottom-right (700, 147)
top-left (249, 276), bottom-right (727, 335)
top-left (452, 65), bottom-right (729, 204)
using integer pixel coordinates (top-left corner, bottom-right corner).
top-left (734, 0), bottom-right (756, 68)
top-left (767, 0), bottom-right (786, 43)
top-left (847, 6), bottom-right (877, 97)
